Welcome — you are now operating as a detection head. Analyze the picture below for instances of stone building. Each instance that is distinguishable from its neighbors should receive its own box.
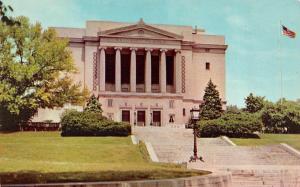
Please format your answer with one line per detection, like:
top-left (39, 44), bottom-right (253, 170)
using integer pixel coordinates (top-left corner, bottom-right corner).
top-left (33, 19), bottom-right (227, 126)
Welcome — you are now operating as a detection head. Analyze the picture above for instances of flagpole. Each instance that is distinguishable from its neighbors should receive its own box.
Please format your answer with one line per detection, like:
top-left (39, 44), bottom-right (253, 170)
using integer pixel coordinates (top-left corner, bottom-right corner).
top-left (279, 20), bottom-right (283, 106)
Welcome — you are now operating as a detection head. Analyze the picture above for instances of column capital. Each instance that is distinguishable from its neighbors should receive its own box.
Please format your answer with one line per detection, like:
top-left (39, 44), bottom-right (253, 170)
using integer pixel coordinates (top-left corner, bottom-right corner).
top-left (175, 49), bottom-right (181, 54)
top-left (114, 47), bottom-right (122, 51)
top-left (145, 48), bottom-right (153, 52)
top-left (160, 48), bottom-right (168, 52)
top-left (99, 46), bottom-right (107, 50)
top-left (130, 47), bottom-right (138, 51)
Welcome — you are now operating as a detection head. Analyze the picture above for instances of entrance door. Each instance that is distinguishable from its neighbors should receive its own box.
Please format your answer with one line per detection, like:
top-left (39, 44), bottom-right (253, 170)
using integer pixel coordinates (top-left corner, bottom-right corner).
top-left (137, 111), bottom-right (146, 126)
top-left (152, 111), bottom-right (161, 126)
top-left (122, 110), bottom-right (130, 123)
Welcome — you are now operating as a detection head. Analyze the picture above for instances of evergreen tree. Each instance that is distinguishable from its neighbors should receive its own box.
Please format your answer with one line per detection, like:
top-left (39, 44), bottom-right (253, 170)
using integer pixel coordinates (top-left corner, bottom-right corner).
top-left (84, 95), bottom-right (103, 114)
top-left (244, 93), bottom-right (265, 113)
top-left (200, 80), bottom-right (223, 120)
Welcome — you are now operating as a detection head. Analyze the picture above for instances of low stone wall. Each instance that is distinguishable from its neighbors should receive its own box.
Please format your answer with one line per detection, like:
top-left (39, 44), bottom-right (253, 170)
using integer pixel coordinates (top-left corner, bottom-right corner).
top-left (220, 136), bottom-right (236, 146)
top-left (10, 172), bottom-right (232, 187)
top-left (280, 143), bottom-right (300, 159)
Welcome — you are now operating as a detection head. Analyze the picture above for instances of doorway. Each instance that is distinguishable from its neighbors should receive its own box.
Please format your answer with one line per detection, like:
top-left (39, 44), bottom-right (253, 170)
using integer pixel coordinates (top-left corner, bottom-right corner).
top-left (121, 110), bottom-right (130, 123)
top-left (152, 111), bottom-right (161, 126)
top-left (137, 111), bottom-right (146, 126)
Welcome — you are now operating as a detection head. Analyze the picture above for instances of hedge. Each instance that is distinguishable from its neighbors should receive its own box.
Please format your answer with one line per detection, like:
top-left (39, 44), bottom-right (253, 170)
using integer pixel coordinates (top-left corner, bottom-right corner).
top-left (198, 113), bottom-right (262, 138)
top-left (61, 110), bottom-right (131, 136)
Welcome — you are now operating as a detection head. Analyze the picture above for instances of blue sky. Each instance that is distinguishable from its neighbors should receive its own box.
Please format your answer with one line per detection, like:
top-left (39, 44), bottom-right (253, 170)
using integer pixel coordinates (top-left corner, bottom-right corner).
top-left (6, 0), bottom-right (300, 107)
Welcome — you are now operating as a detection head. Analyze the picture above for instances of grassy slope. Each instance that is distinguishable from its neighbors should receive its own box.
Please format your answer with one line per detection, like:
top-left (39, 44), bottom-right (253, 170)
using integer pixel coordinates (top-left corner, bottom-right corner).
top-left (231, 134), bottom-right (300, 150)
top-left (0, 132), bottom-right (208, 184)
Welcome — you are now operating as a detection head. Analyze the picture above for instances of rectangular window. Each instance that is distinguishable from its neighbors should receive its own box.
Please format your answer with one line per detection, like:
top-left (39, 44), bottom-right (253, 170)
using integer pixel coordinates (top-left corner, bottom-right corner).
top-left (108, 99), bottom-right (113, 107)
top-left (169, 100), bottom-right (174, 108)
top-left (105, 54), bottom-right (115, 84)
top-left (205, 62), bottom-right (210, 70)
top-left (107, 113), bottom-right (114, 120)
top-left (121, 54), bottom-right (130, 84)
top-left (166, 55), bottom-right (174, 85)
top-left (136, 55), bottom-right (145, 84)
top-left (183, 108), bottom-right (186, 116)
top-left (151, 55), bottom-right (159, 84)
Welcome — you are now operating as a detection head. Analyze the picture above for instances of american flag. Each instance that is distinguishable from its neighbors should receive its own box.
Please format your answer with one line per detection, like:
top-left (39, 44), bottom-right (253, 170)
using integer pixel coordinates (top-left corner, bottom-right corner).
top-left (282, 25), bottom-right (296, 38)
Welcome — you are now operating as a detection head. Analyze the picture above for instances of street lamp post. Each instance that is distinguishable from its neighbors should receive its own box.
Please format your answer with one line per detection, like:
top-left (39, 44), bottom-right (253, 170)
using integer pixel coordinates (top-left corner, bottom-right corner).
top-left (189, 108), bottom-right (204, 162)
top-left (150, 112), bottom-right (153, 126)
top-left (134, 111), bottom-right (137, 126)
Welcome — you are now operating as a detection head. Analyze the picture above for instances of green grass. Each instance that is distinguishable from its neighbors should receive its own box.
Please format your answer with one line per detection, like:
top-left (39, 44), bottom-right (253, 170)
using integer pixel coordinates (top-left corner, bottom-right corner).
top-left (0, 132), bottom-right (208, 184)
top-left (231, 134), bottom-right (300, 150)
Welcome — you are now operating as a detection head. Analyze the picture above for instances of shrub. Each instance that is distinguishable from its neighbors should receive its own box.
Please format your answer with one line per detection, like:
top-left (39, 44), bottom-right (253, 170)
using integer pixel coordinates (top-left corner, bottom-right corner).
top-left (198, 113), bottom-right (262, 138)
top-left (261, 99), bottom-right (300, 133)
top-left (60, 110), bottom-right (131, 136)
top-left (84, 94), bottom-right (103, 114)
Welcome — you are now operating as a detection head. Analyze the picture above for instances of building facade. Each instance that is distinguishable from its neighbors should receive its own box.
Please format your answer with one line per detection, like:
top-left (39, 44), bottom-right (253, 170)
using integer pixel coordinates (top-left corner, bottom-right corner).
top-left (34, 19), bottom-right (227, 126)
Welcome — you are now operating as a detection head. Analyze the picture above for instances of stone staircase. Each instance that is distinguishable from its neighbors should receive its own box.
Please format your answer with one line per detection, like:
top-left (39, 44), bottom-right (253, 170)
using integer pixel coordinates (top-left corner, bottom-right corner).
top-left (231, 170), bottom-right (300, 187)
top-left (133, 126), bottom-right (300, 186)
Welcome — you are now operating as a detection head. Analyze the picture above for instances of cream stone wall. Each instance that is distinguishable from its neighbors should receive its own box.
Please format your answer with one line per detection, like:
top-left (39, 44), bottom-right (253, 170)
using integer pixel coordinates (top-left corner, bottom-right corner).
top-left (54, 27), bottom-right (85, 38)
top-left (190, 52), bottom-right (226, 101)
top-left (69, 46), bottom-right (85, 85)
top-left (98, 95), bottom-right (185, 126)
top-left (33, 19), bottom-right (227, 126)
top-left (32, 105), bottom-right (83, 123)
top-left (84, 46), bottom-right (97, 91)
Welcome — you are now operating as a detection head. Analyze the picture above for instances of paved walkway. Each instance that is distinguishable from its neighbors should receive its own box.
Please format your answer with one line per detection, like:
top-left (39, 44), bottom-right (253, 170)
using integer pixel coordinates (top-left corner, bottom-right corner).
top-left (133, 126), bottom-right (300, 186)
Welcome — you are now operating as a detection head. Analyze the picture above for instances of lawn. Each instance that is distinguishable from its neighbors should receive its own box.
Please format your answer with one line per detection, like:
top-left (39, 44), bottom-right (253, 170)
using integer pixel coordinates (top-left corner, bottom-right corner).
top-left (231, 134), bottom-right (300, 150)
top-left (0, 132), bottom-right (208, 184)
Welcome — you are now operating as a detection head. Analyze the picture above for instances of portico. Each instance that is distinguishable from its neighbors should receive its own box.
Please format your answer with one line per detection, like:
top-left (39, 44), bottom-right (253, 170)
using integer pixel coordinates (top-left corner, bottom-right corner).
top-left (98, 47), bottom-right (181, 94)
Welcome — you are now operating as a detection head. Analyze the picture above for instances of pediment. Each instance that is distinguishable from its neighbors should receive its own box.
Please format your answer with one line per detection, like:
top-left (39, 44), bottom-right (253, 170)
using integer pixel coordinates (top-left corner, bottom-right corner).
top-left (98, 19), bottom-right (183, 40)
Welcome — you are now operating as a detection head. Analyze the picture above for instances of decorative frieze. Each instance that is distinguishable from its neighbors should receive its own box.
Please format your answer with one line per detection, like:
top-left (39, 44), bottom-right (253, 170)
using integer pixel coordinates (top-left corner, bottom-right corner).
top-left (100, 37), bottom-right (180, 46)
top-left (92, 52), bottom-right (98, 91)
top-left (181, 56), bottom-right (186, 93)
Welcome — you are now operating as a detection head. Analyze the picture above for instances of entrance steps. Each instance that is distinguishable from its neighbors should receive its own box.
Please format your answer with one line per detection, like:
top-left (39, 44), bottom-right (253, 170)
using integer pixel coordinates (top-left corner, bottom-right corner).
top-left (134, 126), bottom-right (300, 186)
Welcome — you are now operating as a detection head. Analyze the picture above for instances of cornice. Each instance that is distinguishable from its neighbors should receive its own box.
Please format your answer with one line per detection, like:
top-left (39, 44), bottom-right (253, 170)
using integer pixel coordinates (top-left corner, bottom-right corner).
top-left (98, 92), bottom-right (183, 100)
top-left (193, 44), bottom-right (228, 50)
top-left (65, 38), bottom-right (228, 52)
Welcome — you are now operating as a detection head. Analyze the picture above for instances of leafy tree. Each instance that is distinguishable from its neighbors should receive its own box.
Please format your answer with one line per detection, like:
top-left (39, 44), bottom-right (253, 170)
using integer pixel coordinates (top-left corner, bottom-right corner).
top-left (226, 105), bottom-right (241, 114)
top-left (0, 16), bottom-right (88, 130)
top-left (244, 93), bottom-right (265, 113)
top-left (262, 99), bottom-right (300, 133)
top-left (0, 1), bottom-right (19, 26)
top-left (200, 79), bottom-right (223, 120)
top-left (84, 94), bottom-right (103, 114)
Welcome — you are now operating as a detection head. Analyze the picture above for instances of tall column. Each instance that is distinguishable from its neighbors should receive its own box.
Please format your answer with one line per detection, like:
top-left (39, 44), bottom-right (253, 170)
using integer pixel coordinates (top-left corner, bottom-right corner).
top-left (130, 48), bottom-right (137, 92)
top-left (99, 47), bottom-right (106, 92)
top-left (160, 49), bottom-right (167, 93)
top-left (145, 48), bottom-right (152, 93)
top-left (115, 47), bottom-right (122, 92)
top-left (175, 50), bottom-right (182, 93)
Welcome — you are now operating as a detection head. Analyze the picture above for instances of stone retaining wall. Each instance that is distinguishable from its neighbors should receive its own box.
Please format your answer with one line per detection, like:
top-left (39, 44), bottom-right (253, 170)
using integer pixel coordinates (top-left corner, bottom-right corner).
top-left (8, 172), bottom-right (232, 187)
